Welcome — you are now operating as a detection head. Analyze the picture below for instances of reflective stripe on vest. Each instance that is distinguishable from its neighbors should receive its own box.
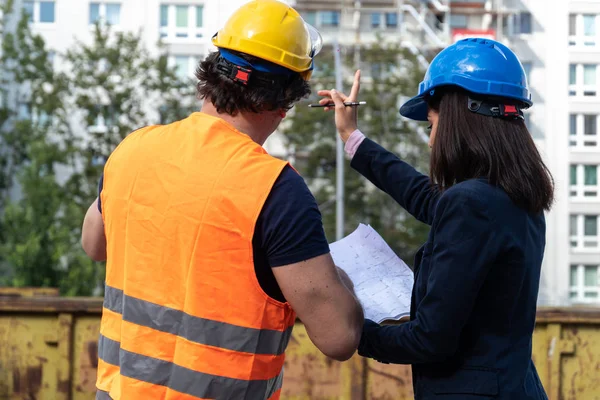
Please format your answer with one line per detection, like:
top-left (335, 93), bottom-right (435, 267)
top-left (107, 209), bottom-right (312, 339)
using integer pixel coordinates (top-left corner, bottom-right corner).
top-left (102, 284), bottom-right (293, 356)
top-left (96, 113), bottom-right (296, 399)
top-left (98, 335), bottom-right (285, 399)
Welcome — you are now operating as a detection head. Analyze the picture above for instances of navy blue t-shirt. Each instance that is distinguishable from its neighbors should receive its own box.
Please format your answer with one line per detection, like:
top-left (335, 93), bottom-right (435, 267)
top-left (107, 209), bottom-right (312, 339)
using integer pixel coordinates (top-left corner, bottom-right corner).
top-left (97, 165), bottom-right (330, 302)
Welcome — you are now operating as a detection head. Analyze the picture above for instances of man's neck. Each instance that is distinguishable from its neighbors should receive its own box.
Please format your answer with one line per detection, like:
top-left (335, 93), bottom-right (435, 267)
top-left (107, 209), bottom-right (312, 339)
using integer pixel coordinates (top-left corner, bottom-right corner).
top-left (200, 101), bottom-right (271, 146)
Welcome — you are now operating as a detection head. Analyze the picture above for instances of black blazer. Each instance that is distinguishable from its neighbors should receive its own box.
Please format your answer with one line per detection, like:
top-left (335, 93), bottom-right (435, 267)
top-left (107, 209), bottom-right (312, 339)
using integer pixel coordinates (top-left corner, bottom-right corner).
top-left (353, 139), bottom-right (548, 400)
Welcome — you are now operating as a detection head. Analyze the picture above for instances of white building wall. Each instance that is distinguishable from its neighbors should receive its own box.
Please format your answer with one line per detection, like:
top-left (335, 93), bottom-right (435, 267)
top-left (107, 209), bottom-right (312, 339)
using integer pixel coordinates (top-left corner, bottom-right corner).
top-left (523, 0), bottom-right (571, 306)
top-left (499, 0), bottom-right (600, 306)
top-left (567, 0), bottom-right (600, 305)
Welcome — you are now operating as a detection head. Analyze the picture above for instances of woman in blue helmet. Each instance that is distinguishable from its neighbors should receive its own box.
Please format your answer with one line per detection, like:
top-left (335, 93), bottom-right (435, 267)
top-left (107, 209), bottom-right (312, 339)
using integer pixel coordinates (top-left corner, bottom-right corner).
top-left (319, 39), bottom-right (552, 399)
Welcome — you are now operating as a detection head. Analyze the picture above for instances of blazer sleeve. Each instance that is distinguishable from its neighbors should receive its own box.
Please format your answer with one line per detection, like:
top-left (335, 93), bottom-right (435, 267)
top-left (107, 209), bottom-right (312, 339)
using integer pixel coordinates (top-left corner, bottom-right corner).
top-left (357, 187), bottom-right (501, 364)
top-left (350, 138), bottom-right (440, 225)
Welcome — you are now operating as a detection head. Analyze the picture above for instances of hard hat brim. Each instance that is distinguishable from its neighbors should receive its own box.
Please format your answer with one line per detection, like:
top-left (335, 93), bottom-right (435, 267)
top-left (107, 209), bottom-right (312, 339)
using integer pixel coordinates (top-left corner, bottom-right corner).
top-left (399, 95), bottom-right (428, 122)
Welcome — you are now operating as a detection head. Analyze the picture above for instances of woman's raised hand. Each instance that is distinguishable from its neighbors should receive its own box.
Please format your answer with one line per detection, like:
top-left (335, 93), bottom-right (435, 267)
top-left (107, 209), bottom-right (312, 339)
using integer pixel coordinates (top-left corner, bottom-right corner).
top-left (317, 70), bottom-right (361, 143)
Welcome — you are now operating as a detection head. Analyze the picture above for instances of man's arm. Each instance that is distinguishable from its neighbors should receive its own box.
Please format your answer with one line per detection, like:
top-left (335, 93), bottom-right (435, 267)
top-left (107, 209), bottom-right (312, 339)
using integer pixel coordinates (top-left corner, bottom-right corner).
top-left (81, 197), bottom-right (107, 262)
top-left (82, 174), bottom-right (106, 261)
top-left (273, 254), bottom-right (364, 361)
top-left (259, 165), bottom-right (364, 361)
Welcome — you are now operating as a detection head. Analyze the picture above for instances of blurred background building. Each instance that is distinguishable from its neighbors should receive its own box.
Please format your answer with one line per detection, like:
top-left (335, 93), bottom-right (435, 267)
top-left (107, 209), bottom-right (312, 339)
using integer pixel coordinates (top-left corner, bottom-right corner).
top-left (2, 0), bottom-right (599, 306)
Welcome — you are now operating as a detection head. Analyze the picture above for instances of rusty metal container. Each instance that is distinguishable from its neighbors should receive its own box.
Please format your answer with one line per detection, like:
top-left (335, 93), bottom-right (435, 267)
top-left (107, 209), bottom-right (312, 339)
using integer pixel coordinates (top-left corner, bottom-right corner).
top-left (0, 288), bottom-right (101, 400)
top-left (1, 289), bottom-right (599, 400)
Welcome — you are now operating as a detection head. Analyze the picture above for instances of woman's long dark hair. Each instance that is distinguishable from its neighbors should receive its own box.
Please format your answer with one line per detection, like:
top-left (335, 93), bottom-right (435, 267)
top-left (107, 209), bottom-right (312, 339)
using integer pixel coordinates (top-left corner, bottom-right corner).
top-left (429, 89), bottom-right (554, 214)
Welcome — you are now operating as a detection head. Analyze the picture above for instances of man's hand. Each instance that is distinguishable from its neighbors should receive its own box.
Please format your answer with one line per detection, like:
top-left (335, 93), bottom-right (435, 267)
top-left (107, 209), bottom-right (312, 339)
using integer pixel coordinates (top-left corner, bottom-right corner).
top-left (273, 253), bottom-right (364, 361)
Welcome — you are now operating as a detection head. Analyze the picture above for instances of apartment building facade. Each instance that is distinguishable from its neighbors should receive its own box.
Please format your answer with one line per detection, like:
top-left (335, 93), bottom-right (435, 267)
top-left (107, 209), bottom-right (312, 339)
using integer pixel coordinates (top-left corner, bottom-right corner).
top-left (567, 0), bottom-right (600, 305)
top-left (438, 0), bottom-right (600, 306)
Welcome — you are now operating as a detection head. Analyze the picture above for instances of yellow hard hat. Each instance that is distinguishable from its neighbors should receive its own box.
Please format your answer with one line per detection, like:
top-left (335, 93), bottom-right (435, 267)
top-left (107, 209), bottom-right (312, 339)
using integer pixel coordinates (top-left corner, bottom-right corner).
top-left (211, 0), bottom-right (322, 80)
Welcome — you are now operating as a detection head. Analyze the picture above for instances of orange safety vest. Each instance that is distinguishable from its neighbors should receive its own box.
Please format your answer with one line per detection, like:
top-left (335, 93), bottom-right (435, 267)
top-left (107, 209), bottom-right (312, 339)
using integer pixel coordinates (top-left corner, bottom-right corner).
top-left (96, 112), bottom-right (297, 400)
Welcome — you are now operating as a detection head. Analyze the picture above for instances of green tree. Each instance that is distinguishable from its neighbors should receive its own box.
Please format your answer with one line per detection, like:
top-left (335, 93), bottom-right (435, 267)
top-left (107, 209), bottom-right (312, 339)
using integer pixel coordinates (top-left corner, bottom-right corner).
top-left (64, 24), bottom-right (197, 210)
top-left (0, 4), bottom-right (90, 292)
top-left (0, 14), bottom-right (197, 294)
top-left (283, 40), bottom-right (431, 266)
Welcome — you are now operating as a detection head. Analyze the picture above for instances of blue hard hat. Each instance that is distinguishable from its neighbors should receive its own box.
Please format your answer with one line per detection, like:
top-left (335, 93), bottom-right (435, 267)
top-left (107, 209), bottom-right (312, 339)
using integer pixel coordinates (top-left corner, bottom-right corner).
top-left (399, 38), bottom-right (532, 121)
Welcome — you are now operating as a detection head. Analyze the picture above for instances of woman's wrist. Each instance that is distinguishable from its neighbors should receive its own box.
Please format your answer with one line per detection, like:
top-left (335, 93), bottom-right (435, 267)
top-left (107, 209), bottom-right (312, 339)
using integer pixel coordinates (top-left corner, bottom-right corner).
top-left (344, 129), bottom-right (366, 158)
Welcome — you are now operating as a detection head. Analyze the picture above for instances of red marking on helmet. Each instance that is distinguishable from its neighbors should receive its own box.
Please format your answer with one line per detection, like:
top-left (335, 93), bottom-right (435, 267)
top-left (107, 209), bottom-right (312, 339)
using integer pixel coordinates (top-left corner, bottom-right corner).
top-left (504, 105), bottom-right (517, 113)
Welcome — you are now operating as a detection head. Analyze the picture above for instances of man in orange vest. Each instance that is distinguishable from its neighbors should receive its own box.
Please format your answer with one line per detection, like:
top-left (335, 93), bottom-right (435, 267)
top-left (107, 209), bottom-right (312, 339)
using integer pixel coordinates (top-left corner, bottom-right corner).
top-left (81, 1), bottom-right (364, 399)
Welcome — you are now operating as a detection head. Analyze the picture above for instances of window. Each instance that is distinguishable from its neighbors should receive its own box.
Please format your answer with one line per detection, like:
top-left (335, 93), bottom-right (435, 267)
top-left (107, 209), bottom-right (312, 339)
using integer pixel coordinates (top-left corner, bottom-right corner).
top-left (570, 264), bottom-right (600, 303)
top-left (570, 164), bottom-right (600, 198)
top-left (160, 5), bottom-right (168, 28)
top-left (586, 215), bottom-right (598, 235)
top-left (570, 214), bottom-right (599, 250)
top-left (515, 12), bottom-right (532, 34)
top-left (570, 114), bottom-right (577, 145)
top-left (385, 12), bottom-right (398, 28)
top-left (196, 6), bottom-right (203, 29)
top-left (570, 114), bottom-right (599, 148)
top-left (570, 64), bottom-right (598, 96)
top-left (301, 11), bottom-right (317, 27)
top-left (39, 1), bottom-right (54, 23)
top-left (584, 65), bottom-right (596, 84)
top-left (176, 6), bottom-right (187, 28)
top-left (570, 14), bottom-right (599, 46)
top-left (159, 4), bottom-right (204, 40)
top-left (175, 56), bottom-right (189, 80)
top-left (584, 64), bottom-right (596, 96)
top-left (570, 14), bottom-right (577, 37)
top-left (586, 165), bottom-right (598, 185)
top-left (569, 64), bottom-right (577, 96)
top-left (570, 215), bottom-right (578, 247)
top-left (584, 14), bottom-right (596, 46)
top-left (449, 14), bottom-right (468, 28)
top-left (106, 4), bottom-right (120, 25)
top-left (90, 3), bottom-right (100, 24)
top-left (90, 3), bottom-right (121, 26)
top-left (23, 1), bottom-right (34, 22)
top-left (170, 55), bottom-right (198, 80)
top-left (320, 11), bottom-right (340, 27)
top-left (371, 13), bottom-right (381, 28)
top-left (23, 1), bottom-right (55, 23)
top-left (585, 115), bottom-right (597, 136)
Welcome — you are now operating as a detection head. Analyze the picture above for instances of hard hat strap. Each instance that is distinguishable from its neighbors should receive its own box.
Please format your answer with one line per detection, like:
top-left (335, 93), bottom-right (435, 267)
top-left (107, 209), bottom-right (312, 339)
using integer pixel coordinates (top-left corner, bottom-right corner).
top-left (216, 53), bottom-right (295, 89)
top-left (467, 97), bottom-right (524, 121)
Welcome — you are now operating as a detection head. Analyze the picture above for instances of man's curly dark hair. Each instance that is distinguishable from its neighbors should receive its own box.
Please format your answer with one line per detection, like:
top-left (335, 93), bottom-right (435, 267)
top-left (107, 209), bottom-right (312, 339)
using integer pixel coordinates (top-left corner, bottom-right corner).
top-left (195, 50), bottom-right (311, 115)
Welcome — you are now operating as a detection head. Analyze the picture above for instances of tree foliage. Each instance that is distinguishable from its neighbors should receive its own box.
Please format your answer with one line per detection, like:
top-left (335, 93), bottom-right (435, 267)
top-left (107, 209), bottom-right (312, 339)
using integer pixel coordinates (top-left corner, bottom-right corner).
top-left (64, 23), bottom-right (196, 215)
top-left (283, 40), bottom-right (432, 266)
top-left (0, 5), bottom-right (84, 292)
top-left (0, 6), bottom-right (196, 294)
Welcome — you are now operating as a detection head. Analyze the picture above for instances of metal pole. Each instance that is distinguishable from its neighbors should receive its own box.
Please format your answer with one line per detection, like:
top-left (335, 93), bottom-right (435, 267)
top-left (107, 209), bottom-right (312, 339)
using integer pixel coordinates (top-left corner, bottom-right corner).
top-left (334, 38), bottom-right (345, 241)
